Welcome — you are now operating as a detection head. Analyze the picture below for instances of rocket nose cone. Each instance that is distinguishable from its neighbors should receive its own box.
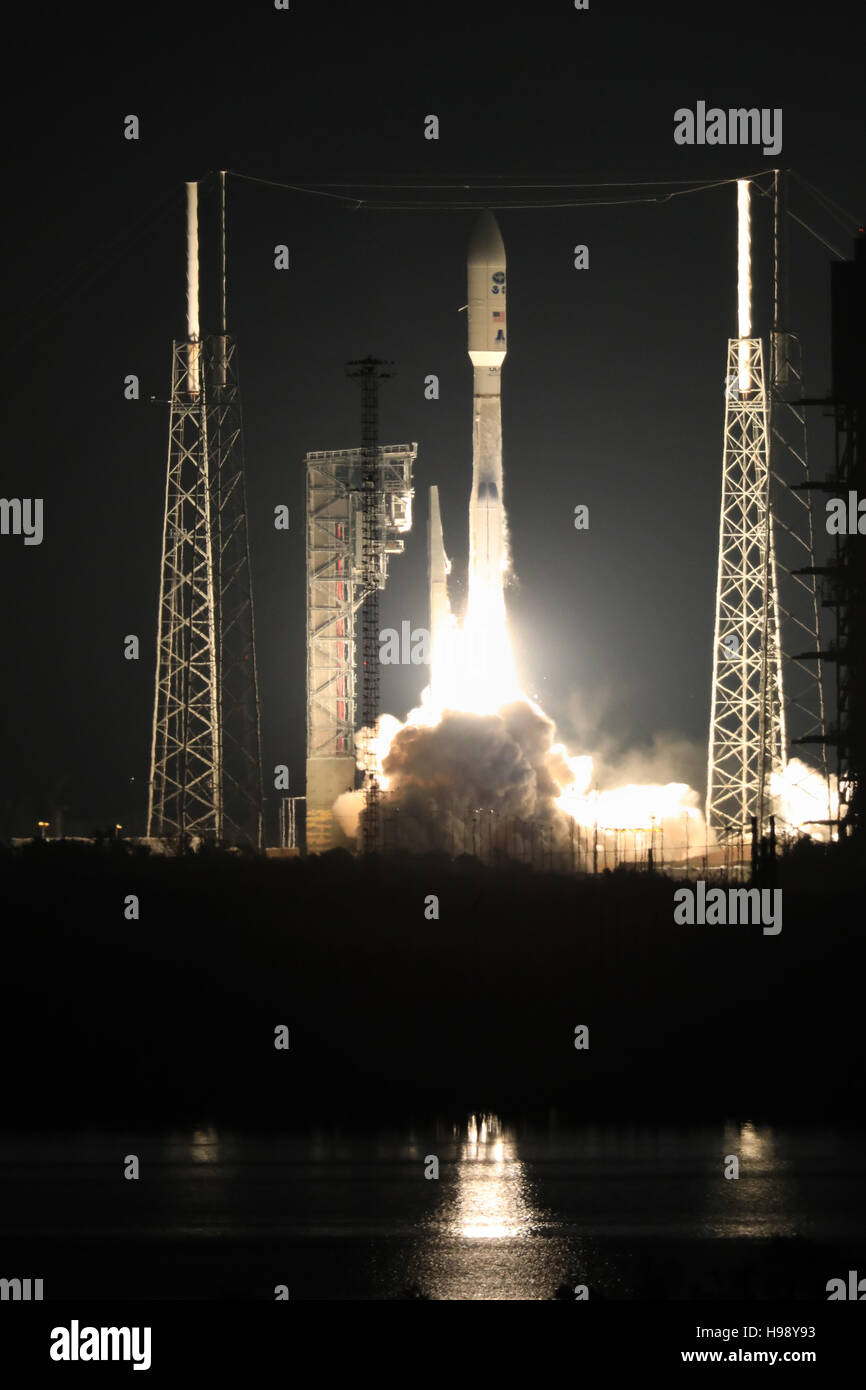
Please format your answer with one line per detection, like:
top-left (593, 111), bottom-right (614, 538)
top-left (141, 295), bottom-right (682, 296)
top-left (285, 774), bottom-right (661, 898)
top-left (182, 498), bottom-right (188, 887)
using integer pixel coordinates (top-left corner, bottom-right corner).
top-left (468, 209), bottom-right (505, 266)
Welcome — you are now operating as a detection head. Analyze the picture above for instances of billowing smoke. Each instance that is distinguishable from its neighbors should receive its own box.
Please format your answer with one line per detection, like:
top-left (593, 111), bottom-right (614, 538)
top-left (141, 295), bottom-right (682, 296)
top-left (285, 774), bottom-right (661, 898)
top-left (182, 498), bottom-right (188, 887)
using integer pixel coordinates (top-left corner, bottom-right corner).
top-left (335, 702), bottom-right (562, 852)
top-left (380, 701), bottom-right (563, 852)
top-left (333, 698), bottom-right (708, 863)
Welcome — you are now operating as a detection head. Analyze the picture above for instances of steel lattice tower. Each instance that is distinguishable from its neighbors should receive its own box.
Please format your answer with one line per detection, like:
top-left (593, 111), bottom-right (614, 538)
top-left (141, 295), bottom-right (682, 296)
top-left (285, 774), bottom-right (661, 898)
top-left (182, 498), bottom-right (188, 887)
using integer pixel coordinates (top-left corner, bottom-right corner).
top-left (707, 181), bottom-right (785, 840)
top-left (798, 233), bottom-right (866, 839)
top-left (148, 177), bottom-right (264, 848)
top-left (765, 170), bottom-right (831, 829)
top-left (206, 331), bottom-right (264, 848)
top-left (147, 333), bottom-right (221, 844)
top-left (707, 336), bottom-right (784, 836)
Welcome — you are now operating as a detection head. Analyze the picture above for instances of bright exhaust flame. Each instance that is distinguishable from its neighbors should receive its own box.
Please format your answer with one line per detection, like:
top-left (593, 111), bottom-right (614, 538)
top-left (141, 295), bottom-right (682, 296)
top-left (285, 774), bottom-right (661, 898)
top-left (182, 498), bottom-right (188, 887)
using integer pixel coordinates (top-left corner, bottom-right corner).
top-left (427, 557), bottom-right (520, 718)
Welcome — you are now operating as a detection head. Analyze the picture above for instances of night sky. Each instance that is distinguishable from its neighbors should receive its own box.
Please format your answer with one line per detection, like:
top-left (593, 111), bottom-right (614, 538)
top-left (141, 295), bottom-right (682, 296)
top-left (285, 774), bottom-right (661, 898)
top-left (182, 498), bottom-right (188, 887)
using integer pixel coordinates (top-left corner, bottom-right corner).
top-left (2, 2), bottom-right (863, 839)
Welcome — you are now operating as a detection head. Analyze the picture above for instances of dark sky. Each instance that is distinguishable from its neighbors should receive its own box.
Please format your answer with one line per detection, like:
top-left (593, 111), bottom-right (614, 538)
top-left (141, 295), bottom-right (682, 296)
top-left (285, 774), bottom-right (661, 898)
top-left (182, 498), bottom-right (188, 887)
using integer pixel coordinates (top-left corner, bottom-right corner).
top-left (1, 1), bottom-right (864, 837)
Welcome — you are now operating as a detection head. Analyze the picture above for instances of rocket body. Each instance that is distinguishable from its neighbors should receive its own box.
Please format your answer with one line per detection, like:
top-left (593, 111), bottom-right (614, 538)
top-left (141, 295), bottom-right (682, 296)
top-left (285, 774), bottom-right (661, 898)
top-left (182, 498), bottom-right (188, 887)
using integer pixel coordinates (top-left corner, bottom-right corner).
top-left (467, 211), bottom-right (507, 590)
top-left (420, 209), bottom-right (517, 714)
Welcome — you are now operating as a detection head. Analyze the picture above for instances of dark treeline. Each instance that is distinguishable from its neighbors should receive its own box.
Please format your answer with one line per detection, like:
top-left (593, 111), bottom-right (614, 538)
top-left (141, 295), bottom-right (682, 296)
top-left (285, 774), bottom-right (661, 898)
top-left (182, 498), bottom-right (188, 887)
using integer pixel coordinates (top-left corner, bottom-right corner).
top-left (0, 838), bottom-right (861, 1131)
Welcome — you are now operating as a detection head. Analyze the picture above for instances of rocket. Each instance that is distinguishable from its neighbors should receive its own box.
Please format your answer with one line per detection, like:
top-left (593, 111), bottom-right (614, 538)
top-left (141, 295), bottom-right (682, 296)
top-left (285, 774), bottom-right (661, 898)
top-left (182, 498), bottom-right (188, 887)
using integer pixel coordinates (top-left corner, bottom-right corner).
top-left (467, 210), bottom-right (507, 589)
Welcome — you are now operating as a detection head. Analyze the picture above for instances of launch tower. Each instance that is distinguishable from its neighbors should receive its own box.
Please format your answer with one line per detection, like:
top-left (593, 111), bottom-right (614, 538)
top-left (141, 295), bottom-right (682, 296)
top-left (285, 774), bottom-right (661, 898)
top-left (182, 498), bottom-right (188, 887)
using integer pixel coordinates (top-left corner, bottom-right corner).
top-left (305, 442), bottom-right (415, 854)
top-left (147, 176), bottom-right (264, 848)
top-left (707, 176), bottom-right (830, 842)
top-left (707, 180), bottom-right (785, 839)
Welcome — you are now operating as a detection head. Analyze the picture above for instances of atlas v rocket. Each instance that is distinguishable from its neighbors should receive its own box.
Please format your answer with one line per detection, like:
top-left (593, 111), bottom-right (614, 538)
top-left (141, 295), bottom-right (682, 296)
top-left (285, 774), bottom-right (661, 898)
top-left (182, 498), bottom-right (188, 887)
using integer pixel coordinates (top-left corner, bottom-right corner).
top-left (428, 211), bottom-right (508, 649)
top-left (467, 210), bottom-right (508, 588)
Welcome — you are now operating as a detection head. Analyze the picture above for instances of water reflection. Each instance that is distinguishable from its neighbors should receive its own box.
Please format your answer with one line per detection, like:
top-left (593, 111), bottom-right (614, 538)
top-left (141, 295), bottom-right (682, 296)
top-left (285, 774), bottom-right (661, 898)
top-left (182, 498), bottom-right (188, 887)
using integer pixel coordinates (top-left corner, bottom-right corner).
top-left (1, 1124), bottom-right (861, 1299)
top-left (705, 1120), bottom-right (799, 1240)
top-left (410, 1119), bottom-right (810, 1298)
top-left (737, 1121), bottom-right (772, 1163)
top-left (448, 1114), bottom-right (539, 1241)
top-left (187, 1126), bottom-right (221, 1164)
top-left (413, 1113), bottom-right (564, 1298)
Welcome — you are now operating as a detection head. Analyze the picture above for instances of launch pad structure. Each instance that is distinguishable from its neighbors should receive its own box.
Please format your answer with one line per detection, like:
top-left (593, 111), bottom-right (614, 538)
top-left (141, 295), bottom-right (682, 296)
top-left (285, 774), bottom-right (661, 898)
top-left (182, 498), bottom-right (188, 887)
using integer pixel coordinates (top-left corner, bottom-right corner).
top-left (141, 170), bottom-right (845, 859)
top-left (304, 442), bottom-right (415, 854)
top-left (707, 175), bottom-right (830, 843)
top-left (797, 233), bottom-right (866, 837)
top-left (707, 333), bottom-right (783, 834)
top-left (147, 176), bottom-right (264, 850)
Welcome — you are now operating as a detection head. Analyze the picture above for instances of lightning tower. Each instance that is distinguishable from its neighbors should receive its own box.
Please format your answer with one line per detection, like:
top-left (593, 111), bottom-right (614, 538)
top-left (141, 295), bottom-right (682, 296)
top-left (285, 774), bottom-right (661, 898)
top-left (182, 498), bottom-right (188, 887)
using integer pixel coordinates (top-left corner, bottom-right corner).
top-left (148, 176), bottom-right (264, 848)
top-left (707, 180), bottom-right (785, 840)
top-left (799, 232), bottom-right (866, 838)
top-left (766, 169), bottom-right (831, 831)
top-left (207, 173), bottom-right (264, 848)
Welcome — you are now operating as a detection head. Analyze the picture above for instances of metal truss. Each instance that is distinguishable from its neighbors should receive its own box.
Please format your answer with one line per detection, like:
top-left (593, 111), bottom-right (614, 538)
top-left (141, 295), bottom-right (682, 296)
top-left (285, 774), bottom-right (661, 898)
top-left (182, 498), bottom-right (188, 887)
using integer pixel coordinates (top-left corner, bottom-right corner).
top-left (306, 445), bottom-right (414, 761)
top-left (148, 341), bottom-right (221, 843)
top-left (797, 385), bottom-right (866, 836)
top-left (147, 335), bottom-right (264, 847)
top-left (347, 357), bottom-right (393, 854)
top-left (306, 451), bottom-right (362, 765)
top-left (707, 338), bottom-right (785, 838)
top-left (827, 394), bottom-right (864, 829)
top-left (305, 445), bottom-right (414, 853)
top-left (206, 335), bottom-right (264, 848)
top-left (769, 331), bottom-right (832, 822)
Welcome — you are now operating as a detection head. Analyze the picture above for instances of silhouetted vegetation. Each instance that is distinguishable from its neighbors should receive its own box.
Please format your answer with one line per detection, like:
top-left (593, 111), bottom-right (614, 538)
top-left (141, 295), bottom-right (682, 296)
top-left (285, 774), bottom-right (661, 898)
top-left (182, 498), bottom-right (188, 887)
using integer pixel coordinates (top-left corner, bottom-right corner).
top-left (0, 838), bottom-right (862, 1130)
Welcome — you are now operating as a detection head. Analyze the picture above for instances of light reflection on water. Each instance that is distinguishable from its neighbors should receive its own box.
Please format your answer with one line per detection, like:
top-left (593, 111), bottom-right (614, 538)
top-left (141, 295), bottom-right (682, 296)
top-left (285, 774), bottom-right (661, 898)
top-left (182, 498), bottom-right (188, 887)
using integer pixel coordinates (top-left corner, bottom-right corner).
top-left (705, 1120), bottom-right (798, 1240)
top-left (398, 1116), bottom-right (859, 1299)
top-left (411, 1113), bottom-right (562, 1299)
top-left (1, 1121), bottom-right (864, 1299)
top-left (187, 1127), bottom-right (221, 1164)
top-left (444, 1114), bottom-right (540, 1241)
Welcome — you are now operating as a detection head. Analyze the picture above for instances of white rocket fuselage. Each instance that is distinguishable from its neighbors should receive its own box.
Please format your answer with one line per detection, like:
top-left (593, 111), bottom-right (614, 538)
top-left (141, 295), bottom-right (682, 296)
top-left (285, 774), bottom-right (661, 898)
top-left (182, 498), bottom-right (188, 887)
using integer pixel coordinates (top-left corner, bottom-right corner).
top-left (467, 211), bottom-right (507, 590)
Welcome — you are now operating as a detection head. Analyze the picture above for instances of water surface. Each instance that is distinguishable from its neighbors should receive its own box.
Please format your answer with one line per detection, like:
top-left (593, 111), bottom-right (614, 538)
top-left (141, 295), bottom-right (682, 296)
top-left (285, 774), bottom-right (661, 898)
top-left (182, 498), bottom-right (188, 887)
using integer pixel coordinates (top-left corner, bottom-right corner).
top-left (1, 1121), bottom-right (863, 1299)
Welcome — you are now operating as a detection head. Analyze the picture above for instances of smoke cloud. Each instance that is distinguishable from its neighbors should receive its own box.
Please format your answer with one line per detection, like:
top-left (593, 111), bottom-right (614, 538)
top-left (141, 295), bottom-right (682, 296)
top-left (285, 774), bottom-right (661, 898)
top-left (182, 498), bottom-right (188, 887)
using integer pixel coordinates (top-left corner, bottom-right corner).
top-left (334, 698), bottom-right (709, 863)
